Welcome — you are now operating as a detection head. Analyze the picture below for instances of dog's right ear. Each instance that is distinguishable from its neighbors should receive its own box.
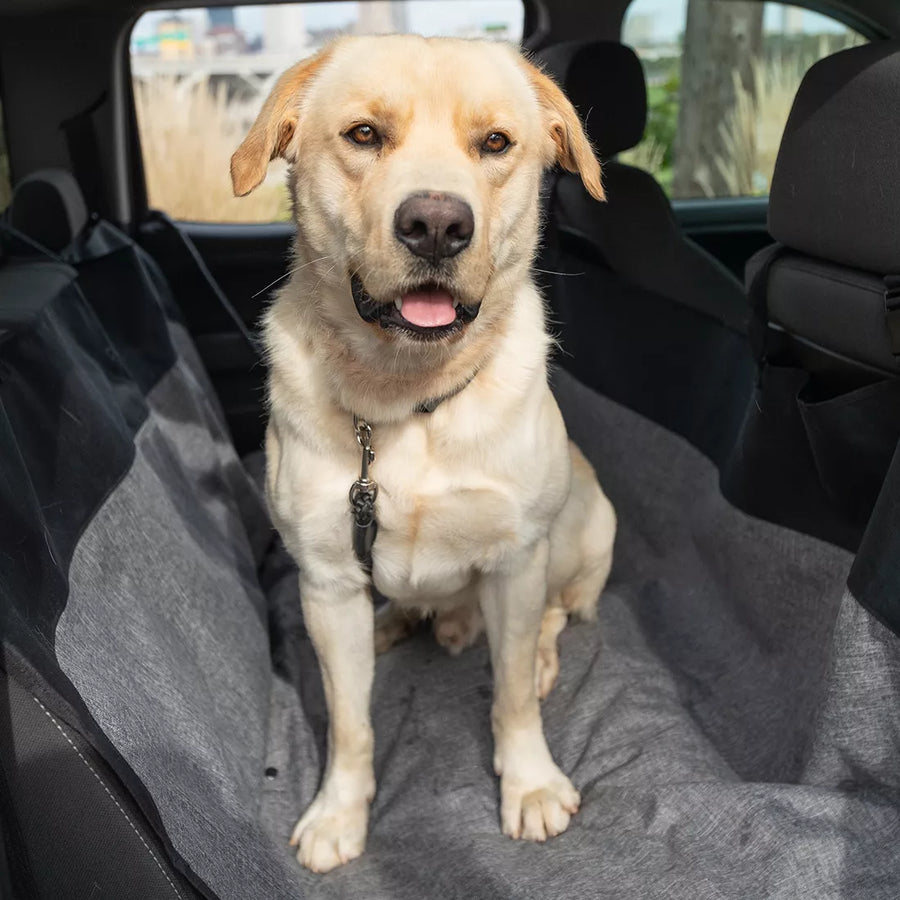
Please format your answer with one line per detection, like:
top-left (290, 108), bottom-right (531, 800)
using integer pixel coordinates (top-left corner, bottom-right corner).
top-left (518, 56), bottom-right (605, 202)
top-left (231, 48), bottom-right (333, 197)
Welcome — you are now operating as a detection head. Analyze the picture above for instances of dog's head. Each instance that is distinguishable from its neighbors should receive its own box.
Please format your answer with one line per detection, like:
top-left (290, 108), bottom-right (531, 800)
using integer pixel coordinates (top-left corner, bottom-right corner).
top-left (233, 35), bottom-right (602, 354)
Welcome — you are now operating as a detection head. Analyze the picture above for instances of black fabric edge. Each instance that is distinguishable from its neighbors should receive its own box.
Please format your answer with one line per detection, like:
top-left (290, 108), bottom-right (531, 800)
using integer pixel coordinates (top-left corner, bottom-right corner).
top-left (0, 264), bottom-right (221, 898)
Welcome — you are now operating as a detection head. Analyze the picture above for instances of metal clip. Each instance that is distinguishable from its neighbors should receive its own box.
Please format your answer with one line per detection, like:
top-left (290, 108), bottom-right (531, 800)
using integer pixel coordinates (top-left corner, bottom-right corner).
top-left (350, 415), bottom-right (378, 506)
top-left (350, 415), bottom-right (378, 568)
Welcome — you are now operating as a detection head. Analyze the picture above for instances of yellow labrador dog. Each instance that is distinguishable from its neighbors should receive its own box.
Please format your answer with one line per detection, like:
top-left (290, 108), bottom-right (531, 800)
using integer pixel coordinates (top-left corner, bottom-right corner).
top-left (231, 34), bottom-right (616, 873)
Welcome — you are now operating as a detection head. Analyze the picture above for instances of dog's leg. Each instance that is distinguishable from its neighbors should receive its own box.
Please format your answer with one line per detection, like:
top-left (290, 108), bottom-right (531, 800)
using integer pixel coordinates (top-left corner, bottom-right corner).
top-left (479, 540), bottom-right (580, 842)
top-left (289, 580), bottom-right (375, 873)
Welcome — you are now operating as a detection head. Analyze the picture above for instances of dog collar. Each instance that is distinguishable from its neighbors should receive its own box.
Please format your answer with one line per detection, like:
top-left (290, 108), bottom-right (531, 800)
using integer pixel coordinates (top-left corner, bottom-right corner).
top-left (412, 370), bottom-right (478, 414)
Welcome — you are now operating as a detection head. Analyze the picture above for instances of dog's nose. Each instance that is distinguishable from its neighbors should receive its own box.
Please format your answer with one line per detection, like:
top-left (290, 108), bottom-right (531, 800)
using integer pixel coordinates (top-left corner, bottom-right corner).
top-left (394, 192), bottom-right (474, 261)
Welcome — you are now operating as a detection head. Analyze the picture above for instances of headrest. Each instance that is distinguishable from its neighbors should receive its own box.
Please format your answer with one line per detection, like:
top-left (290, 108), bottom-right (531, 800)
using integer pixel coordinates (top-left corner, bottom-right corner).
top-left (9, 168), bottom-right (89, 253)
top-left (769, 40), bottom-right (900, 274)
top-left (535, 41), bottom-right (647, 159)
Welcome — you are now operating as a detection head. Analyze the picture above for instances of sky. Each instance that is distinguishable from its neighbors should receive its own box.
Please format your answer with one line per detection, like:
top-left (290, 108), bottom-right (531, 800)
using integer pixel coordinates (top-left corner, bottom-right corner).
top-left (132, 1), bottom-right (852, 46)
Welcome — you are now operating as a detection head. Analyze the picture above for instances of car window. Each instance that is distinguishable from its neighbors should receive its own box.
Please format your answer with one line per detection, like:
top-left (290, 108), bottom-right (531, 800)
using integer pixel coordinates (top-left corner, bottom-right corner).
top-left (130, 2), bottom-right (524, 223)
top-left (0, 100), bottom-right (10, 212)
top-left (621, 0), bottom-right (866, 199)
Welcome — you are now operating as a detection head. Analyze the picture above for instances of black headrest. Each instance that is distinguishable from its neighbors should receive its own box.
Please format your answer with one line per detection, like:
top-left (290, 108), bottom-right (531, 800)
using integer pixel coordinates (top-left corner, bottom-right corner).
top-left (9, 168), bottom-right (89, 254)
top-left (769, 40), bottom-right (900, 274)
top-left (536, 41), bottom-right (647, 159)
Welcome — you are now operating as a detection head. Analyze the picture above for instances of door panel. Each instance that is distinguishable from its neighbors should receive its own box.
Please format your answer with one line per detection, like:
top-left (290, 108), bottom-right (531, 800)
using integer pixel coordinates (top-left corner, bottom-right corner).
top-left (181, 222), bottom-right (295, 331)
top-left (674, 197), bottom-right (772, 280)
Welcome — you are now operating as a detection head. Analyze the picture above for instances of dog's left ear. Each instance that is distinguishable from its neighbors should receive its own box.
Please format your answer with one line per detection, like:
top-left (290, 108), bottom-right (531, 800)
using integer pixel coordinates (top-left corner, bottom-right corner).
top-left (231, 47), bottom-right (334, 197)
top-left (519, 58), bottom-right (605, 202)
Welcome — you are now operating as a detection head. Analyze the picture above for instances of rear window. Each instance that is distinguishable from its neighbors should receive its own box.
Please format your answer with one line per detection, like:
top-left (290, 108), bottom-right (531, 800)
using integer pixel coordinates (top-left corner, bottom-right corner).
top-left (130, 2), bottom-right (524, 223)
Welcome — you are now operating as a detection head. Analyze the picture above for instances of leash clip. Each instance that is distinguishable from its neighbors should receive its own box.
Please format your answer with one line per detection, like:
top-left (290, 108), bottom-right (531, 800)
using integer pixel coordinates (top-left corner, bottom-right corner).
top-left (350, 415), bottom-right (378, 504)
top-left (350, 416), bottom-right (379, 568)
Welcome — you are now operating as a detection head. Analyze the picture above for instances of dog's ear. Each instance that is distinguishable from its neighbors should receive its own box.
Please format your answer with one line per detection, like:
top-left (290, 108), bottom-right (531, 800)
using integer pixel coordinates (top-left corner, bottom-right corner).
top-left (231, 48), bottom-right (333, 197)
top-left (519, 58), bottom-right (605, 202)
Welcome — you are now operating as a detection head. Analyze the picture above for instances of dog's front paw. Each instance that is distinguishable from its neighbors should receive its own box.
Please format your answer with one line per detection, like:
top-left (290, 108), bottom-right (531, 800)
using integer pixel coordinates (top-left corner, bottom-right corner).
top-left (499, 765), bottom-right (580, 842)
top-left (289, 792), bottom-right (370, 873)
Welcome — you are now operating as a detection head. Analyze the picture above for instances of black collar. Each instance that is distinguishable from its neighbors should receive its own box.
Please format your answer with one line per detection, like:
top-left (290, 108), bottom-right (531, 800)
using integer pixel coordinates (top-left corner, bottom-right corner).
top-left (412, 369), bottom-right (478, 414)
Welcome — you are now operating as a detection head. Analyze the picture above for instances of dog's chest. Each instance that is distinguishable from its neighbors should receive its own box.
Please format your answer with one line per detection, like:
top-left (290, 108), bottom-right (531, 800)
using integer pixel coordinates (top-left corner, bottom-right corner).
top-left (369, 428), bottom-right (524, 604)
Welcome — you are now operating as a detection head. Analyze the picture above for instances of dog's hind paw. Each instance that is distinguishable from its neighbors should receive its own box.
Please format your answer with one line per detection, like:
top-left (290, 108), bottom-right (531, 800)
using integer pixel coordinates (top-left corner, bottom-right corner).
top-left (434, 603), bottom-right (484, 656)
top-left (374, 603), bottom-right (419, 654)
top-left (535, 644), bottom-right (560, 699)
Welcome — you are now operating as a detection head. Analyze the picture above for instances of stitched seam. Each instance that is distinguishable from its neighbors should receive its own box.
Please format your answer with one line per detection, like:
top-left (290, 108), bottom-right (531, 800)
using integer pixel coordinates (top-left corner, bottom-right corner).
top-left (31, 697), bottom-right (184, 899)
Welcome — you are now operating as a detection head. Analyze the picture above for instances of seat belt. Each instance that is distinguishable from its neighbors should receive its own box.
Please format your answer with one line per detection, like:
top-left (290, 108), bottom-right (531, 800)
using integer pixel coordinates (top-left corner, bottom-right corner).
top-left (61, 93), bottom-right (109, 219)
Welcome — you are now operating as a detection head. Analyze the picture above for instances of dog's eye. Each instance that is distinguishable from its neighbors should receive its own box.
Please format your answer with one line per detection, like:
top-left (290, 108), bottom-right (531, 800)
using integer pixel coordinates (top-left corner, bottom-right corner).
top-left (345, 124), bottom-right (381, 147)
top-left (482, 132), bottom-right (511, 154)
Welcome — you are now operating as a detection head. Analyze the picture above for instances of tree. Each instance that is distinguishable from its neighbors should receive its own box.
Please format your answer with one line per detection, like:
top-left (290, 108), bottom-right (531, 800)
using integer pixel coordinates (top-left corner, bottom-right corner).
top-left (672, 0), bottom-right (764, 198)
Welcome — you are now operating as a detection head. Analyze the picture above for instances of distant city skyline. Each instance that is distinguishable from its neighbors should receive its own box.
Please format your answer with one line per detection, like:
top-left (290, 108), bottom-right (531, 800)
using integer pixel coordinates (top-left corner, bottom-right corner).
top-left (132, 2), bottom-right (524, 46)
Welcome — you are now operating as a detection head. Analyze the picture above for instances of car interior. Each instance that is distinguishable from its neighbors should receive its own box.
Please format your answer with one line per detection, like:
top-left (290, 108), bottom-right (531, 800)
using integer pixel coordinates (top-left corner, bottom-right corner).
top-left (1, 1), bottom-right (899, 898)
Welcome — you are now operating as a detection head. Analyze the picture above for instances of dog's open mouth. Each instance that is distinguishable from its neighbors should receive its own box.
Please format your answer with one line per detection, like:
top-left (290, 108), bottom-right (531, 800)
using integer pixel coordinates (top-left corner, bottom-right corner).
top-left (351, 275), bottom-right (480, 340)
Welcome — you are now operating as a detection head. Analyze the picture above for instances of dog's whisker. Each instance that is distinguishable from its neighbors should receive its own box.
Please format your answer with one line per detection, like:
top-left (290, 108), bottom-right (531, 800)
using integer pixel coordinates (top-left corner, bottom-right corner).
top-left (251, 255), bottom-right (335, 299)
top-left (531, 267), bottom-right (585, 277)
top-left (310, 262), bottom-right (340, 299)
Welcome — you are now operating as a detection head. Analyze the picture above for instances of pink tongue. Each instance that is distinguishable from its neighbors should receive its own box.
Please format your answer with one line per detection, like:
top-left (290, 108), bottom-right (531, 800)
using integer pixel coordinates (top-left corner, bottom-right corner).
top-left (400, 290), bottom-right (457, 328)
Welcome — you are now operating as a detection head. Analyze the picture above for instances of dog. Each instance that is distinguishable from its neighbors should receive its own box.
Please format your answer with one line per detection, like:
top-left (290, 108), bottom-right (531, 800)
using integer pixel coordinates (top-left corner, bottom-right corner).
top-left (231, 34), bottom-right (616, 873)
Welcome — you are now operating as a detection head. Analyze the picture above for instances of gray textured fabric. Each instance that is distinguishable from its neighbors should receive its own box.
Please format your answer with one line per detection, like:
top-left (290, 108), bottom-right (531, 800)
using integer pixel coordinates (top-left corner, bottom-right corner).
top-left (56, 366), bottom-right (900, 900)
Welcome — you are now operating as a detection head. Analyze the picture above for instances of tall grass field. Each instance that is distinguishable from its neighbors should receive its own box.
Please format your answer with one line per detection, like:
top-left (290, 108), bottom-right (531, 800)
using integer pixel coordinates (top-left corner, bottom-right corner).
top-left (134, 76), bottom-right (292, 222)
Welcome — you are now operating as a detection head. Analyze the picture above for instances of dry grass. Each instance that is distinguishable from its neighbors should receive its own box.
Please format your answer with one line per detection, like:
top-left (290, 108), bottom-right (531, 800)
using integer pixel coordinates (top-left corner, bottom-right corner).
top-left (134, 75), bottom-right (291, 222)
top-left (707, 54), bottom-right (809, 198)
top-left (711, 35), bottom-right (867, 198)
top-left (619, 136), bottom-right (667, 178)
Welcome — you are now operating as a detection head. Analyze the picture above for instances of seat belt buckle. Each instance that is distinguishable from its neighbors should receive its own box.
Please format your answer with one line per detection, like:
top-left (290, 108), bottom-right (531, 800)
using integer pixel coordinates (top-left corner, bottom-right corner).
top-left (884, 275), bottom-right (900, 356)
